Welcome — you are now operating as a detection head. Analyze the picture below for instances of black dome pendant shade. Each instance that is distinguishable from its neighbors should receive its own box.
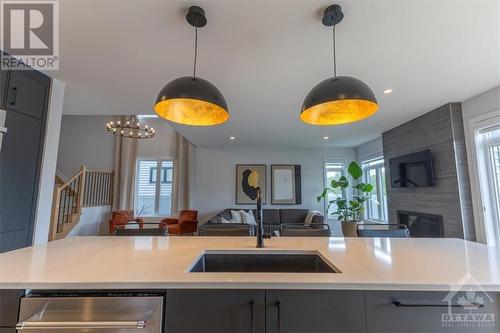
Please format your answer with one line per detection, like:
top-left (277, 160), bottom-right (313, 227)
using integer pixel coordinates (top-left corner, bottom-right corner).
top-left (155, 76), bottom-right (229, 126)
top-left (301, 76), bottom-right (377, 126)
top-left (300, 5), bottom-right (378, 126)
top-left (154, 6), bottom-right (229, 126)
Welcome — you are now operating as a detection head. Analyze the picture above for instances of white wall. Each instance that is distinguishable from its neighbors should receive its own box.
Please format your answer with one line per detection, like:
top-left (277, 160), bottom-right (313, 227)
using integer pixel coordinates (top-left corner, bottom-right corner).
top-left (32, 79), bottom-right (65, 245)
top-left (462, 86), bottom-right (500, 123)
top-left (136, 118), bottom-right (177, 160)
top-left (67, 206), bottom-right (111, 237)
top-left (193, 146), bottom-right (356, 235)
top-left (356, 136), bottom-right (384, 163)
top-left (57, 115), bottom-right (117, 177)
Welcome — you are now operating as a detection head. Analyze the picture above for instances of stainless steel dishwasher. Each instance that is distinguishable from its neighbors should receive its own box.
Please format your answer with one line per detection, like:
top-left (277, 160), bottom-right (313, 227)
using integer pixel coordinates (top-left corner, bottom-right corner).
top-left (16, 295), bottom-right (163, 332)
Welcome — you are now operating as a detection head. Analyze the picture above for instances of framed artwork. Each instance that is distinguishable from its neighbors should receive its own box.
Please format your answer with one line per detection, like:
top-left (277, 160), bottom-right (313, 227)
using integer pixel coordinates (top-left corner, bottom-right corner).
top-left (236, 164), bottom-right (267, 204)
top-left (271, 165), bottom-right (302, 205)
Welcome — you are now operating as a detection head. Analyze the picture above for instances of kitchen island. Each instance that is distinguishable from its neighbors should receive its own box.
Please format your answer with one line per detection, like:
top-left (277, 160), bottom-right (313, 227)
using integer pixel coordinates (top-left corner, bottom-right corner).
top-left (0, 236), bottom-right (499, 290)
top-left (0, 236), bottom-right (499, 332)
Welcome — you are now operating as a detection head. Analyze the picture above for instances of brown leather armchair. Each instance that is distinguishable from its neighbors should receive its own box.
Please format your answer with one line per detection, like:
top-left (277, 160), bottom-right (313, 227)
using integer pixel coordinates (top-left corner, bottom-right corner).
top-left (159, 210), bottom-right (198, 235)
top-left (109, 210), bottom-right (144, 235)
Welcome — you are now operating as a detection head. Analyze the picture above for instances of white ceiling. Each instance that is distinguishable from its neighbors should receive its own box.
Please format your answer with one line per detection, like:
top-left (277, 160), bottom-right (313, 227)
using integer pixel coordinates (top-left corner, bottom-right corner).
top-left (54, 0), bottom-right (500, 148)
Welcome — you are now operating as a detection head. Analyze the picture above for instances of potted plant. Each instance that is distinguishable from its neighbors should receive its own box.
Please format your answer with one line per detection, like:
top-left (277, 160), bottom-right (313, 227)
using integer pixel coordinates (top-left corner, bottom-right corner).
top-left (317, 161), bottom-right (376, 237)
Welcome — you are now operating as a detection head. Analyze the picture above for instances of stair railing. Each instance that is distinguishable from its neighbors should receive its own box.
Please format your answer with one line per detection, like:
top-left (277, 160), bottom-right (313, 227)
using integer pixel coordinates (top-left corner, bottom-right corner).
top-left (83, 170), bottom-right (114, 207)
top-left (49, 166), bottom-right (85, 241)
top-left (49, 166), bottom-right (114, 241)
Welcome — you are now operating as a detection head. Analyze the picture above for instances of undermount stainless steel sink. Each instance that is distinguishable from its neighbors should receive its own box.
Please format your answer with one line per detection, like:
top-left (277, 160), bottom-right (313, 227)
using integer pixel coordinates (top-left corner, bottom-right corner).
top-left (188, 250), bottom-right (339, 273)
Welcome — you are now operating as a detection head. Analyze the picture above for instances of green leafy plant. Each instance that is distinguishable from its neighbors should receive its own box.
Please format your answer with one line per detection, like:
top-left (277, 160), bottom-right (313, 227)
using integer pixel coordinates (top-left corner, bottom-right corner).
top-left (317, 161), bottom-right (376, 222)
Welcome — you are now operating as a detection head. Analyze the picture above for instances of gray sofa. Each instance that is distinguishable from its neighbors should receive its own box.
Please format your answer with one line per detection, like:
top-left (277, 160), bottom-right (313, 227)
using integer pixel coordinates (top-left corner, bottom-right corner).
top-left (200, 208), bottom-right (324, 235)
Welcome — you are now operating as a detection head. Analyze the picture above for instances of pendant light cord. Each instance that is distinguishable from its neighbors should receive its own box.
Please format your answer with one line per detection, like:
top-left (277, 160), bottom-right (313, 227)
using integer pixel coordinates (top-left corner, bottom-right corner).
top-left (332, 25), bottom-right (337, 77)
top-left (193, 27), bottom-right (198, 77)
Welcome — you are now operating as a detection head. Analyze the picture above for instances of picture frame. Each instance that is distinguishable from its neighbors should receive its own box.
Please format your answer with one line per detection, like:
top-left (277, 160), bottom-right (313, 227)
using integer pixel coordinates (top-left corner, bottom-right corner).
top-left (235, 164), bottom-right (267, 204)
top-left (271, 165), bottom-right (302, 205)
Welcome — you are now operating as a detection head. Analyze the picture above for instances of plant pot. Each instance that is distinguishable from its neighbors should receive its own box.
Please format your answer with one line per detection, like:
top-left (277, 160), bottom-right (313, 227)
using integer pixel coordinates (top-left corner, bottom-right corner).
top-left (341, 220), bottom-right (360, 237)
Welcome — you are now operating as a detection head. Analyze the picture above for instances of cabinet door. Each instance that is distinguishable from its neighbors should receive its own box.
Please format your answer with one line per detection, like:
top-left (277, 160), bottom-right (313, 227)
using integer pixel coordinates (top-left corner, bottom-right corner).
top-left (0, 70), bottom-right (7, 108)
top-left (0, 110), bottom-right (42, 236)
top-left (0, 289), bottom-right (24, 327)
top-left (366, 291), bottom-right (499, 333)
top-left (5, 70), bottom-right (49, 119)
top-left (266, 290), bottom-right (366, 333)
top-left (165, 290), bottom-right (265, 333)
top-left (0, 229), bottom-right (29, 253)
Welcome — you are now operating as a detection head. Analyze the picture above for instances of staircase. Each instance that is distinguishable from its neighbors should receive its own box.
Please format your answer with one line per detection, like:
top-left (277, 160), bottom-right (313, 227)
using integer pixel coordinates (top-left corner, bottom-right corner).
top-left (49, 166), bottom-right (114, 241)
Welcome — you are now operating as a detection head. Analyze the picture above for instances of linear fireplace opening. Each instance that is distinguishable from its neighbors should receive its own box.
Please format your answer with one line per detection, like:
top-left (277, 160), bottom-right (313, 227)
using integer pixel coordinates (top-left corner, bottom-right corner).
top-left (397, 211), bottom-right (444, 238)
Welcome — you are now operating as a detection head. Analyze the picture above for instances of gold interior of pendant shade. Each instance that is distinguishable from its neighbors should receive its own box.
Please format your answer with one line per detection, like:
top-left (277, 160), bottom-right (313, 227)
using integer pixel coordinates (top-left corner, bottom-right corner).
top-left (300, 99), bottom-right (378, 125)
top-left (154, 98), bottom-right (229, 126)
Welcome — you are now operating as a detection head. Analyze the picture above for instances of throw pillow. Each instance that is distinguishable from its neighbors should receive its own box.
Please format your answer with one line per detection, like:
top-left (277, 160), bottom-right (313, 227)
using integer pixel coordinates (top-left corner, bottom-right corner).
top-left (221, 217), bottom-right (235, 224)
top-left (304, 210), bottom-right (321, 226)
top-left (240, 210), bottom-right (257, 225)
top-left (230, 210), bottom-right (243, 223)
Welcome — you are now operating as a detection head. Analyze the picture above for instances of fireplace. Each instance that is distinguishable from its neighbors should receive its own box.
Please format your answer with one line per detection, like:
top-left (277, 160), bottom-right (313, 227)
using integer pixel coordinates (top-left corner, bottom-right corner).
top-left (397, 211), bottom-right (444, 237)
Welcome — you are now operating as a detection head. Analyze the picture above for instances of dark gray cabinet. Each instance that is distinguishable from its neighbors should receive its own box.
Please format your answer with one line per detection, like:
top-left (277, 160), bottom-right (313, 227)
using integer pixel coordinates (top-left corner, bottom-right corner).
top-left (165, 289), bottom-right (265, 333)
top-left (0, 290), bottom-right (23, 328)
top-left (165, 289), bottom-right (365, 333)
top-left (0, 230), bottom-right (30, 253)
top-left (266, 290), bottom-right (366, 333)
top-left (0, 68), bottom-right (50, 253)
top-left (5, 70), bottom-right (48, 119)
top-left (0, 111), bottom-right (42, 234)
top-left (0, 70), bottom-right (7, 107)
top-left (365, 291), bottom-right (499, 333)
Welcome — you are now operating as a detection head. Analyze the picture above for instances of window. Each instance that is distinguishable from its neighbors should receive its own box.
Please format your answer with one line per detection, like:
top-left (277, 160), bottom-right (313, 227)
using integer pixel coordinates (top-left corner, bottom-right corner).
top-left (136, 160), bottom-right (174, 216)
top-left (475, 126), bottom-right (500, 245)
top-left (149, 167), bottom-right (157, 184)
top-left (323, 159), bottom-right (345, 218)
top-left (149, 166), bottom-right (173, 184)
top-left (362, 157), bottom-right (388, 222)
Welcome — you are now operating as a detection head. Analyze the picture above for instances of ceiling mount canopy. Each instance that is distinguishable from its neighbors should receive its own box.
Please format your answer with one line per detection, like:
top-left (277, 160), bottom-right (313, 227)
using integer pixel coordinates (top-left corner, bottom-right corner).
top-left (154, 6), bottom-right (229, 126)
top-left (300, 4), bottom-right (378, 126)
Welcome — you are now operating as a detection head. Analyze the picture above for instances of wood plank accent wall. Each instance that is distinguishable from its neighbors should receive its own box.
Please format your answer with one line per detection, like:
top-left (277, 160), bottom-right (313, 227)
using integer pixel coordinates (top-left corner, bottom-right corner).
top-left (382, 103), bottom-right (475, 240)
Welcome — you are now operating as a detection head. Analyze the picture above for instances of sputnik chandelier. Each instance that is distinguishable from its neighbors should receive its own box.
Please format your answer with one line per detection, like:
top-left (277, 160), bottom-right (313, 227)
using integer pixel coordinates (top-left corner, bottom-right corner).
top-left (106, 117), bottom-right (156, 139)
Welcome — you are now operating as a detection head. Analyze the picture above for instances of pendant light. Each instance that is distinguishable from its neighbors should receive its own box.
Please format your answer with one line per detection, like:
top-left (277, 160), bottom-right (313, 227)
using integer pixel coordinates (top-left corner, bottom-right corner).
top-left (154, 6), bottom-right (229, 126)
top-left (300, 4), bottom-right (378, 126)
top-left (106, 116), bottom-right (156, 139)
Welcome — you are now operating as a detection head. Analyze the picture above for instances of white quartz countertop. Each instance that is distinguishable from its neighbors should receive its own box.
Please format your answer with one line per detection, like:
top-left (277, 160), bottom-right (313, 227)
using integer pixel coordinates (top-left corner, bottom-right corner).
top-left (0, 236), bottom-right (499, 291)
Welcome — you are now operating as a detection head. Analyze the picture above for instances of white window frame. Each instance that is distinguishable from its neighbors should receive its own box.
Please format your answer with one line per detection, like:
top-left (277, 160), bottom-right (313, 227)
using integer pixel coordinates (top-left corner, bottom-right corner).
top-left (362, 156), bottom-right (388, 223)
top-left (466, 108), bottom-right (500, 245)
top-left (322, 158), bottom-right (347, 220)
top-left (135, 158), bottom-right (174, 217)
top-left (485, 141), bottom-right (500, 235)
top-left (476, 130), bottom-right (500, 246)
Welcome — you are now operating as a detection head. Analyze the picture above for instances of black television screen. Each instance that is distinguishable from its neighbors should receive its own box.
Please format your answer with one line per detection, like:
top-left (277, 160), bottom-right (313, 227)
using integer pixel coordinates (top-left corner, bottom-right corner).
top-left (389, 150), bottom-right (435, 188)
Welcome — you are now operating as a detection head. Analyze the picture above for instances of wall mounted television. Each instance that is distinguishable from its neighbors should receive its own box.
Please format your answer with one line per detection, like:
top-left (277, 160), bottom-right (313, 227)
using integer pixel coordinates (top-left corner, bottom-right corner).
top-left (389, 149), bottom-right (435, 188)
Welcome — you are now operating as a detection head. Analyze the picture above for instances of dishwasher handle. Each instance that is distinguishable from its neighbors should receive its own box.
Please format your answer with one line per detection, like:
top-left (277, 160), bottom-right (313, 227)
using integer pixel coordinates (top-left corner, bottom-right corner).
top-left (16, 320), bottom-right (147, 330)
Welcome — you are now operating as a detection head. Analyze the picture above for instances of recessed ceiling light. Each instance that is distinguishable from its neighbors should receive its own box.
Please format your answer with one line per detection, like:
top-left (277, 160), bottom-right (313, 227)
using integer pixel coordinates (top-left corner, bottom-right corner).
top-left (323, 136), bottom-right (329, 140)
top-left (229, 136), bottom-right (236, 140)
top-left (383, 89), bottom-right (393, 94)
